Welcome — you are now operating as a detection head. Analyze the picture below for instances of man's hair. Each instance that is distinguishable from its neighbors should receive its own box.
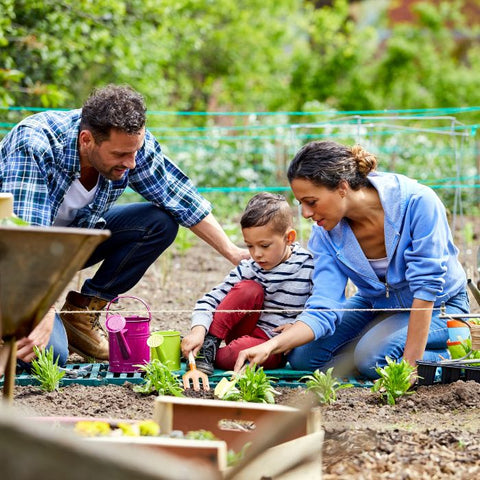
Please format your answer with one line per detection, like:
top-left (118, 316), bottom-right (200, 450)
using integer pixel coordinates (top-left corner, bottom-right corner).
top-left (240, 192), bottom-right (293, 234)
top-left (80, 84), bottom-right (147, 143)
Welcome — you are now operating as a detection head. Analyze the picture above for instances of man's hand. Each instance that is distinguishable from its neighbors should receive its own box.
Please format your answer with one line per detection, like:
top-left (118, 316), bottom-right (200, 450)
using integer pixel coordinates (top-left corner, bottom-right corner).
top-left (16, 306), bottom-right (56, 362)
top-left (273, 323), bottom-right (294, 334)
top-left (181, 325), bottom-right (206, 358)
top-left (229, 246), bottom-right (250, 265)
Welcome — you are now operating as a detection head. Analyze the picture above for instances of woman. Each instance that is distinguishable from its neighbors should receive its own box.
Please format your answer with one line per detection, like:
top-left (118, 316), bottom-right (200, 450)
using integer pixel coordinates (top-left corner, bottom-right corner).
top-left (234, 140), bottom-right (469, 379)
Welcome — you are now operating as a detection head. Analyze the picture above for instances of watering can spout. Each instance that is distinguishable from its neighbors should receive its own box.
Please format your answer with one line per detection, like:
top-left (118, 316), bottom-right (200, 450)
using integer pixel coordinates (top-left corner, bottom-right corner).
top-left (105, 314), bottom-right (131, 360)
top-left (105, 296), bottom-right (152, 373)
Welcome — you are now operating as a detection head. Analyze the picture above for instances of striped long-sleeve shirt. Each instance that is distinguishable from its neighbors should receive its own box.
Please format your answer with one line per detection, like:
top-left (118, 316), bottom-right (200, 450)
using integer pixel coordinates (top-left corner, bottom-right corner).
top-left (191, 242), bottom-right (314, 338)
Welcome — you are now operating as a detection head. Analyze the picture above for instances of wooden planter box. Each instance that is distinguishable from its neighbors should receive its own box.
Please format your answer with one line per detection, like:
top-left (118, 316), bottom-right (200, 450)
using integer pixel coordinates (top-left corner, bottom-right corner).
top-left (153, 395), bottom-right (322, 451)
top-left (87, 436), bottom-right (228, 471)
top-left (24, 396), bottom-right (324, 479)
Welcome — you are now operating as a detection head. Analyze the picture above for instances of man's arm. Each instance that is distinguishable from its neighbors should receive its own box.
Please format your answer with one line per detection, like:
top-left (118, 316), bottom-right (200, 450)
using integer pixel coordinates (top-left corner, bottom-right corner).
top-left (189, 213), bottom-right (249, 265)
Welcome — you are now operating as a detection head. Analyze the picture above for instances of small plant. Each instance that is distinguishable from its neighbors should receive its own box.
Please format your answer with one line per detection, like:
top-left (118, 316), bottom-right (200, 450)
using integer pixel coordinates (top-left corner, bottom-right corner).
top-left (300, 367), bottom-right (353, 404)
top-left (75, 421), bottom-right (111, 437)
top-left (371, 356), bottom-right (417, 405)
top-left (31, 346), bottom-right (65, 392)
top-left (459, 337), bottom-right (480, 364)
top-left (215, 364), bottom-right (279, 404)
top-left (133, 359), bottom-right (184, 396)
top-left (227, 442), bottom-right (252, 467)
top-left (185, 429), bottom-right (218, 441)
top-left (74, 420), bottom-right (160, 437)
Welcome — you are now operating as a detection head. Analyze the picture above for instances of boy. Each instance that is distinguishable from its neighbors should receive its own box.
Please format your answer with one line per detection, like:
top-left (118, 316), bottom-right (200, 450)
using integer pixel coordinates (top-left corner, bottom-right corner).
top-left (181, 192), bottom-right (314, 374)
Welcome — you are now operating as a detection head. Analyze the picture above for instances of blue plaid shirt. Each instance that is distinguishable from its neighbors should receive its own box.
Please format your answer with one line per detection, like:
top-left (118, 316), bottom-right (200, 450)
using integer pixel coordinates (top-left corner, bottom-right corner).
top-left (0, 109), bottom-right (211, 228)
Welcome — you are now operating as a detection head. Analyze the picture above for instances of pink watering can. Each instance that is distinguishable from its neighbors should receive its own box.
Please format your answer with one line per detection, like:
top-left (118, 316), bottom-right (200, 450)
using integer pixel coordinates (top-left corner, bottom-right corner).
top-left (105, 295), bottom-right (151, 373)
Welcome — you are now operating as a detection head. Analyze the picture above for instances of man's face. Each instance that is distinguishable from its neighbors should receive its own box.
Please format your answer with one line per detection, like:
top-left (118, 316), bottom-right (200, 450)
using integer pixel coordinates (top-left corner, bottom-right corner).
top-left (80, 127), bottom-right (146, 181)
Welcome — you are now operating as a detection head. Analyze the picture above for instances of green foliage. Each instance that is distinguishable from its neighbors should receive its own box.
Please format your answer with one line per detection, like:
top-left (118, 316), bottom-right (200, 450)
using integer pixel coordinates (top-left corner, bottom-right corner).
top-left (31, 346), bottom-right (65, 392)
top-left (133, 359), bottom-right (184, 396)
top-left (2, 0), bottom-right (476, 113)
top-left (173, 228), bottom-right (196, 257)
top-left (185, 429), bottom-right (218, 441)
top-left (459, 336), bottom-right (480, 364)
top-left (227, 442), bottom-right (252, 467)
top-left (300, 367), bottom-right (353, 405)
top-left (371, 356), bottom-right (417, 405)
top-left (216, 364), bottom-right (279, 404)
top-left (0, 0), bottom-right (478, 218)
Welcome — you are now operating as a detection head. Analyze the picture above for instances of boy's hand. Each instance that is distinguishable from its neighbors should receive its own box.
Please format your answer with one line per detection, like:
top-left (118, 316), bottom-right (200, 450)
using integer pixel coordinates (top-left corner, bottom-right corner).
top-left (181, 326), bottom-right (206, 358)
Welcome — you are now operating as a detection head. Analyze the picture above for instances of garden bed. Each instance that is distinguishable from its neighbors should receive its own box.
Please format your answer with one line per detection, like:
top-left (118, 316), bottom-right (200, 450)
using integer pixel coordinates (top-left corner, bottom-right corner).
top-left (9, 239), bottom-right (480, 478)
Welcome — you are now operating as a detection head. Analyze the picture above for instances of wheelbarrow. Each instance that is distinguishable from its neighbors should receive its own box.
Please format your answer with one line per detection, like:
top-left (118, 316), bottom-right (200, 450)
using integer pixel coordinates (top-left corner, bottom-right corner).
top-left (0, 225), bottom-right (110, 401)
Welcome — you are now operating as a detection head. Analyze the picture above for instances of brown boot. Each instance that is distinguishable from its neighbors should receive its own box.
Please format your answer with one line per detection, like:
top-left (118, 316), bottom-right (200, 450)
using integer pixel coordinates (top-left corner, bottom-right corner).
top-left (60, 291), bottom-right (109, 361)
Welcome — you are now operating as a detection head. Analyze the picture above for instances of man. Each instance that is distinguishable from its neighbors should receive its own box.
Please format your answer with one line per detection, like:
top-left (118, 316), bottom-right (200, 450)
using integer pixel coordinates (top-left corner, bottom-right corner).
top-left (0, 84), bottom-right (248, 363)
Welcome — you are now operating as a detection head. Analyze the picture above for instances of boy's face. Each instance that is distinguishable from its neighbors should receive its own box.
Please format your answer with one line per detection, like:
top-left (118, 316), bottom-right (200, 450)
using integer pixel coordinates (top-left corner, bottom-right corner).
top-left (242, 223), bottom-right (295, 270)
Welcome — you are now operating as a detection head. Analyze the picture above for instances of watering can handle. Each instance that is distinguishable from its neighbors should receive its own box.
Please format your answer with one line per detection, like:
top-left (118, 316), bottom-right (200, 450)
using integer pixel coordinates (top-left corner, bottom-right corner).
top-left (106, 295), bottom-right (152, 321)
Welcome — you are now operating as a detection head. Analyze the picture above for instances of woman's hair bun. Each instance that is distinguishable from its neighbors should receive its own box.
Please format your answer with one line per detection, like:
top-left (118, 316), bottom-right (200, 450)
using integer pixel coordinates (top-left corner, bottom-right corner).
top-left (351, 145), bottom-right (377, 176)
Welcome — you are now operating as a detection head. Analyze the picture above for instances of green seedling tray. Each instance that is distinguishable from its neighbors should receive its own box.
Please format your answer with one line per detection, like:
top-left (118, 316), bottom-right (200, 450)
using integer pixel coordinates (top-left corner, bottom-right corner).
top-left (2, 362), bottom-right (373, 388)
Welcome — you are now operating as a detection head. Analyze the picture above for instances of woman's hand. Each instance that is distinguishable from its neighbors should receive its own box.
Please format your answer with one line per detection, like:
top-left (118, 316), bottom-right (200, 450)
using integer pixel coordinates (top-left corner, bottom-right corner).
top-left (181, 326), bottom-right (206, 358)
top-left (234, 340), bottom-right (276, 372)
top-left (16, 306), bottom-right (56, 362)
top-left (234, 321), bottom-right (315, 372)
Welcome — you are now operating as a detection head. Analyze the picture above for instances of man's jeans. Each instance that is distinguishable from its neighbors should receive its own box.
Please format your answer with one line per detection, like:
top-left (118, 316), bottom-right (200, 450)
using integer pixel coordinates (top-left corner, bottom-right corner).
top-left (19, 202), bottom-right (179, 369)
top-left (287, 290), bottom-right (470, 379)
top-left (81, 202), bottom-right (179, 301)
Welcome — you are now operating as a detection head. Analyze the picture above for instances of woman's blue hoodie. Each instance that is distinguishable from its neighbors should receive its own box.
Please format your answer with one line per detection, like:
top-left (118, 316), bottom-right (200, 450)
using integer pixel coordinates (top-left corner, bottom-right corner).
top-left (297, 172), bottom-right (467, 340)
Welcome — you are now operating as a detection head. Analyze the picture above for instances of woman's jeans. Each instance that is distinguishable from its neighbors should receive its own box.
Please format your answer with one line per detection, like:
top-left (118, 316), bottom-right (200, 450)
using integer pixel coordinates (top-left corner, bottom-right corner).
top-left (81, 202), bottom-right (179, 301)
top-left (287, 290), bottom-right (470, 379)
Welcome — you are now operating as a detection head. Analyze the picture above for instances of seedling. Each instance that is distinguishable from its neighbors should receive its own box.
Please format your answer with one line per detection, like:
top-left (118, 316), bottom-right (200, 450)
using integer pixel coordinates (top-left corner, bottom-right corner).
top-left (215, 364), bottom-right (279, 404)
top-left (133, 359), bottom-right (184, 396)
top-left (185, 429), bottom-right (218, 441)
top-left (459, 337), bottom-right (480, 363)
top-left (372, 356), bottom-right (417, 405)
top-left (31, 346), bottom-right (65, 392)
top-left (74, 420), bottom-right (160, 437)
top-left (227, 442), bottom-right (252, 467)
top-left (300, 367), bottom-right (353, 404)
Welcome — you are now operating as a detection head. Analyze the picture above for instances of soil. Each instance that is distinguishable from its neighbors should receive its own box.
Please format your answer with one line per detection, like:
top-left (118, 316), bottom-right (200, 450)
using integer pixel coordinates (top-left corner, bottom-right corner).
top-left (10, 240), bottom-right (480, 479)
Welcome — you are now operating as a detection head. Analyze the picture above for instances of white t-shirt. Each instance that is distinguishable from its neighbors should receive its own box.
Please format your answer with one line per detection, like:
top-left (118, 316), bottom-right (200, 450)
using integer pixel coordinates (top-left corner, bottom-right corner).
top-left (368, 256), bottom-right (388, 281)
top-left (53, 178), bottom-right (99, 226)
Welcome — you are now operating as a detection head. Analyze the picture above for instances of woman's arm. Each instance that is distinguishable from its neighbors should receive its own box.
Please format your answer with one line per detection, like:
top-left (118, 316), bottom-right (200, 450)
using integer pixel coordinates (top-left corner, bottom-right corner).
top-left (402, 298), bottom-right (433, 367)
top-left (234, 321), bottom-right (315, 372)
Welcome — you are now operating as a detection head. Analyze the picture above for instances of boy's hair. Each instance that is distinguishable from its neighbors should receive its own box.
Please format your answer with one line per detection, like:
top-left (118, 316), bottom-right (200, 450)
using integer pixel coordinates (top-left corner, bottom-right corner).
top-left (80, 84), bottom-right (147, 144)
top-left (240, 192), bottom-right (293, 234)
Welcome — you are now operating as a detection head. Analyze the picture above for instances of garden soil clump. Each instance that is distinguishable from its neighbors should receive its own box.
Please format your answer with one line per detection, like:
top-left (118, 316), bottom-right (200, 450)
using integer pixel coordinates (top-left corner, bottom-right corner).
top-left (11, 241), bottom-right (480, 479)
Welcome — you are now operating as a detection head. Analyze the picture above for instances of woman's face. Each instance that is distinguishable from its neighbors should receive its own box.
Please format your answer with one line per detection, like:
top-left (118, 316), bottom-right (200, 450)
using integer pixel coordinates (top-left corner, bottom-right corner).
top-left (290, 178), bottom-right (346, 231)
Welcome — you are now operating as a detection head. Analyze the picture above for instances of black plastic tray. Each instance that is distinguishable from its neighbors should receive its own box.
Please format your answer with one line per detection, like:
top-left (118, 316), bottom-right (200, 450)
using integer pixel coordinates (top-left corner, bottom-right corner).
top-left (416, 360), bottom-right (480, 386)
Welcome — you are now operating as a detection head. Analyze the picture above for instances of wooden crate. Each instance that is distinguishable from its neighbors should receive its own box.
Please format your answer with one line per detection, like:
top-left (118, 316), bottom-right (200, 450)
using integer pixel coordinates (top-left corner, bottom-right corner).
top-left (87, 436), bottom-right (228, 471)
top-left (153, 395), bottom-right (322, 451)
top-left (0, 406), bottom-right (219, 480)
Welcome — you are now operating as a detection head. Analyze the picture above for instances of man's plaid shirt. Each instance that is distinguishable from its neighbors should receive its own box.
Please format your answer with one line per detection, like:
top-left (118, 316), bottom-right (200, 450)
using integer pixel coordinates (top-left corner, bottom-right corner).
top-left (0, 109), bottom-right (211, 228)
